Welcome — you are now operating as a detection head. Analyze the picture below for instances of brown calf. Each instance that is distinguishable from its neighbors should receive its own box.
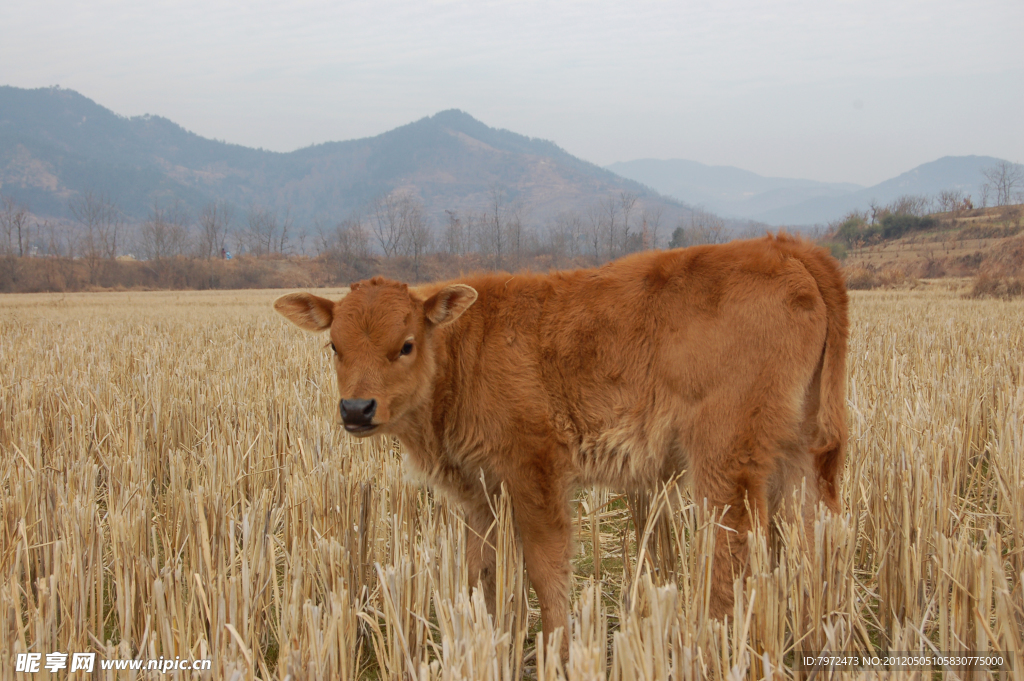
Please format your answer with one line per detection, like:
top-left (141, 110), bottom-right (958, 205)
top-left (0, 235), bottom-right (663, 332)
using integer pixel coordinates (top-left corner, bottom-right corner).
top-left (274, 234), bottom-right (848, 655)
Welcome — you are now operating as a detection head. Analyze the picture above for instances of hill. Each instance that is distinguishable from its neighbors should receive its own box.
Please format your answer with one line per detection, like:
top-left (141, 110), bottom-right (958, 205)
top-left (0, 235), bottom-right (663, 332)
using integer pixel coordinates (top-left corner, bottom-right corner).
top-left (605, 158), bottom-right (862, 221)
top-left (0, 86), bottom-right (686, 227)
top-left (826, 204), bottom-right (1024, 293)
top-left (609, 155), bottom-right (1009, 226)
top-left (757, 156), bottom-right (1004, 225)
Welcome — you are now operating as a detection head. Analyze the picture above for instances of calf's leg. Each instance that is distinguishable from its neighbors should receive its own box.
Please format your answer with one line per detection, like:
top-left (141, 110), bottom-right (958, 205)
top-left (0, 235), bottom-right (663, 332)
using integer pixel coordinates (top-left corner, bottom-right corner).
top-left (464, 502), bottom-right (498, 615)
top-left (511, 479), bottom-right (573, 661)
top-left (693, 453), bottom-right (771, 619)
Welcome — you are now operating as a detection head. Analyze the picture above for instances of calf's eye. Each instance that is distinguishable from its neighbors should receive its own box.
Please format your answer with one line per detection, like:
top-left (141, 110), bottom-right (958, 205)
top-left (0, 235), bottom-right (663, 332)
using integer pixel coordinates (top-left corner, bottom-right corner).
top-left (400, 341), bottom-right (414, 356)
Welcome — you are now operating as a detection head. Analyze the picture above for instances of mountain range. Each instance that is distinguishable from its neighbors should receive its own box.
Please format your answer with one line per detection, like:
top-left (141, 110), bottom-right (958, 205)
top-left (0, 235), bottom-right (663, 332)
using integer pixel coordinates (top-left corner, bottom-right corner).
top-left (0, 85), bottom-right (1011, 232)
top-left (608, 155), bottom-right (1005, 226)
top-left (0, 86), bottom-right (687, 228)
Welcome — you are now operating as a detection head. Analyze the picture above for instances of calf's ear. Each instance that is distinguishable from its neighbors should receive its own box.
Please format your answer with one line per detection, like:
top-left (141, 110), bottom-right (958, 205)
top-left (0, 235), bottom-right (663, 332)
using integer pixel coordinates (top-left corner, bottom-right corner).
top-left (274, 292), bottom-right (335, 331)
top-left (424, 285), bottom-right (478, 326)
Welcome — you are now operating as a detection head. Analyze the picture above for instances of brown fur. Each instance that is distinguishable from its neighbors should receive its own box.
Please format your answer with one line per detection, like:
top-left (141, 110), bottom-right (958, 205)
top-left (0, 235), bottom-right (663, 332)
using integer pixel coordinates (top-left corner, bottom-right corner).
top-left (274, 234), bottom-right (849, 656)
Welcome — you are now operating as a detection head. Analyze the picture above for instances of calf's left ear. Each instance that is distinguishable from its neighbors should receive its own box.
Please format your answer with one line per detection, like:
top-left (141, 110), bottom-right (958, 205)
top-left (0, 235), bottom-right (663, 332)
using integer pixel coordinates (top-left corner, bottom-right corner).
top-left (424, 285), bottom-right (478, 326)
top-left (274, 292), bottom-right (336, 331)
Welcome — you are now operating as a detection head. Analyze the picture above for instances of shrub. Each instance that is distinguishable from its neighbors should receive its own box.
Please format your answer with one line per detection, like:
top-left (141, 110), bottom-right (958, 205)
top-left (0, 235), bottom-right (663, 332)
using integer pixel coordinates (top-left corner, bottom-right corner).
top-left (844, 265), bottom-right (879, 290)
top-left (879, 214), bottom-right (937, 240)
top-left (917, 259), bottom-right (946, 279)
top-left (878, 264), bottom-right (913, 287)
top-left (824, 241), bottom-right (848, 260)
top-left (834, 212), bottom-right (870, 246)
top-left (968, 274), bottom-right (1024, 299)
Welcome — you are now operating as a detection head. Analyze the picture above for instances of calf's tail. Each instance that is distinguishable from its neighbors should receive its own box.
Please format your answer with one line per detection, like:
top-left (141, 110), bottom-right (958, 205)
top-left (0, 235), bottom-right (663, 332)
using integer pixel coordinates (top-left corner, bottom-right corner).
top-left (807, 243), bottom-right (849, 511)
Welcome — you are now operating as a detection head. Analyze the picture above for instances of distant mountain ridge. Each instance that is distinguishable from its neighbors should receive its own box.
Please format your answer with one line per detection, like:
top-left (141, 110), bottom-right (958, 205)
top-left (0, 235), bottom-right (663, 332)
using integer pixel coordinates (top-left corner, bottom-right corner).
top-left (0, 86), bottom-right (686, 226)
top-left (608, 155), bottom-right (1008, 226)
top-left (754, 155), bottom-right (1002, 225)
top-left (606, 158), bottom-right (862, 220)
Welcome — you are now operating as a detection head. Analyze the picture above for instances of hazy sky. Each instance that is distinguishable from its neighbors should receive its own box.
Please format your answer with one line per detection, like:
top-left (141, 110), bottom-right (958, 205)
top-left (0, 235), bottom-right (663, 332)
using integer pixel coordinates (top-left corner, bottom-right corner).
top-left (2, 0), bottom-right (1022, 185)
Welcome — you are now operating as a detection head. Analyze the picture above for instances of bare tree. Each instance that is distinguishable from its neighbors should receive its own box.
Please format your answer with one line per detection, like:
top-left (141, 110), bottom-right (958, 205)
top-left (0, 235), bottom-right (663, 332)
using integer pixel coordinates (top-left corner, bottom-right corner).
top-left (37, 220), bottom-right (77, 290)
top-left (639, 204), bottom-right (662, 250)
top-left (313, 216), bottom-right (331, 256)
top-left (466, 213), bottom-right (481, 258)
top-left (405, 204), bottom-right (433, 279)
top-left (337, 216), bottom-right (371, 259)
top-left (553, 210), bottom-right (585, 260)
top-left (937, 189), bottom-right (966, 214)
top-left (602, 195), bottom-right (619, 260)
top-left (507, 200), bottom-right (528, 271)
top-left (982, 161), bottom-right (1024, 206)
top-left (442, 208), bottom-right (480, 259)
top-left (242, 205), bottom-right (280, 256)
top-left (277, 207), bottom-right (293, 254)
top-left (887, 194), bottom-right (932, 217)
top-left (739, 221), bottom-right (769, 239)
top-left (1, 194), bottom-right (31, 258)
top-left (0, 194), bottom-right (31, 287)
top-left (545, 222), bottom-right (567, 264)
top-left (584, 203), bottom-right (604, 262)
top-left (868, 199), bottom-right (886, 225)
top-left (41, 220), bottom-right (75, 258)
top-left (569, 210), bottom-right (586, 258)
top-left (670, 208), bottom-right (727, 248)
top-left (442, 210), bottom-right (465, 257)
top-left (314, 214), bottom-right (369, 259)
top-left (480, 185), bottom-right (510, 269)
top-left (688, 207), bottom-right (727, 245)
top-left (69, 192), bottom-right (124, 283)
top-left (139, 198), bottom-right (191, 260)
top-left (619, 191), bottom-right (639, 254)
top-left (370, 192), bottom-right (410, 258)
top-left (197, 201), bottom-right (233, 258)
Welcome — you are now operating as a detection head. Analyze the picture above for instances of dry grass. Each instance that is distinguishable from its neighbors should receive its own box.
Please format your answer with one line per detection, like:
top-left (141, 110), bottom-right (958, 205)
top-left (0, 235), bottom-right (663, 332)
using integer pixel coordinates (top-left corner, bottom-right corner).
top-left (1, 287), bottom-right (1022, 680)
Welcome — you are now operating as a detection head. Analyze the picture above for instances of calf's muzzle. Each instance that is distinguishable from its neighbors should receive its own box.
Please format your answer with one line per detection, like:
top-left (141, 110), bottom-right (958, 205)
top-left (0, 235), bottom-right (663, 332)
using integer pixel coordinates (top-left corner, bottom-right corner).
top-left (339, 399), bottom-right (377, 429)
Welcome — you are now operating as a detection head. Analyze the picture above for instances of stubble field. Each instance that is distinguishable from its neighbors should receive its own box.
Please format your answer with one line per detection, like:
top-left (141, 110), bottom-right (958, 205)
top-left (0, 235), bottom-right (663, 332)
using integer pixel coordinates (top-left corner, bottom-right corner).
top-left (1, 286), bottom-right (1022, 680)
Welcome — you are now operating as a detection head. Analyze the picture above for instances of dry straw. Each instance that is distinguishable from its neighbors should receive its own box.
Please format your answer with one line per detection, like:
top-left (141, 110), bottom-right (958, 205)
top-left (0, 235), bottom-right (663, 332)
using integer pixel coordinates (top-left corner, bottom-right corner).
top-left (1, 287), bottom-right (1022, 679)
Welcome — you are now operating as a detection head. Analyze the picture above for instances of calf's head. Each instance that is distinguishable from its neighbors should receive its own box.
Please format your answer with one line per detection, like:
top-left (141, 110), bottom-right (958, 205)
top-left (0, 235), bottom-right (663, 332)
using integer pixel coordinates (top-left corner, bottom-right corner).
top-left (274, 277), bottom-right (477, 436)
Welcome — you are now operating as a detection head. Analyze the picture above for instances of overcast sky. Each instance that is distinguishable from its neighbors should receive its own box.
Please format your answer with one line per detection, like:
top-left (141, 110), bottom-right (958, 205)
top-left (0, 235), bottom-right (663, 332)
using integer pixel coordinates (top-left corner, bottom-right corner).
top-left (2, 0), bottom-right (1022, 186)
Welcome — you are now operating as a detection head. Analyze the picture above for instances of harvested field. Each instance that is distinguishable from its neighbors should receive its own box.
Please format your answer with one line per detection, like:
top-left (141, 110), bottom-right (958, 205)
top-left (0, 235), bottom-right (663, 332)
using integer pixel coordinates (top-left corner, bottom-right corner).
top-left (1, 288), bottom-right (1022, 679)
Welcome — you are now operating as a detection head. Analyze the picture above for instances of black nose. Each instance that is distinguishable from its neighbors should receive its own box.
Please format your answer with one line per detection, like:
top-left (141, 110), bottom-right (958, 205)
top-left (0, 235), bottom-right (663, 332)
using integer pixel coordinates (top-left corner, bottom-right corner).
top-left (339, 399), bottom-right (377, 425)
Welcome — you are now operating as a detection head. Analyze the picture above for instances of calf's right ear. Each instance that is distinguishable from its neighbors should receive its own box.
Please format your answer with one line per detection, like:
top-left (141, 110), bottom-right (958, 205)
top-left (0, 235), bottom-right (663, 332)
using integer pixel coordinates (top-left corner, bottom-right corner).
top-left (274, 292), bottom-right (335, 331)
top-left (424, 285), bottom-right (478, 326)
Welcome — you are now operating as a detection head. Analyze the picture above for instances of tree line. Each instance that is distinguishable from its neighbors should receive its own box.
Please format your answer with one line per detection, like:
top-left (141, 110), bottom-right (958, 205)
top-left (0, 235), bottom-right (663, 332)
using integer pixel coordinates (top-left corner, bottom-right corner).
top-left (5, 160), bottom-right (1020, 292)
top-left (1, 184), bottom-right (743, 292)
top-left (312, 186), bottom-right (675, 274)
